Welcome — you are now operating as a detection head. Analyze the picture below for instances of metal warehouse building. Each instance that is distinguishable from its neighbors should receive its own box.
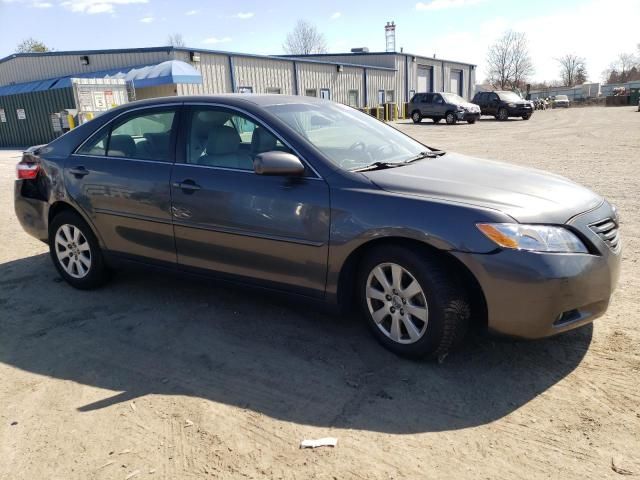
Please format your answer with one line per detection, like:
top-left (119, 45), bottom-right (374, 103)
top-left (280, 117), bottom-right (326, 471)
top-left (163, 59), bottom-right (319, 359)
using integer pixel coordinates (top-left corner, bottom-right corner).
top-left (0, 46), bottom-right (475, 147)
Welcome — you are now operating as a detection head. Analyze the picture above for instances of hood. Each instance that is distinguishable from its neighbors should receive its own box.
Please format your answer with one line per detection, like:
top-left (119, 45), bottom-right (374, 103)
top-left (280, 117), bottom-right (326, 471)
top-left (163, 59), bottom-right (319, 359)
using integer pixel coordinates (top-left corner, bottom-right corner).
top-left (363, 153), bottom-right (602, 224)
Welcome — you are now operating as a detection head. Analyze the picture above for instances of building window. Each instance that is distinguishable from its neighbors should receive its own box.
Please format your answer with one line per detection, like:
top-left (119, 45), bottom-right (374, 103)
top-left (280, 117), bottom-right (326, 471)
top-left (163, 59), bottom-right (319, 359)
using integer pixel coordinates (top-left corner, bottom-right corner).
top-left (305, 89), bottom-right (318, 97)
top-left (266, 87), bottom-right (281, 94)
top-left (347, 90), bottom-right (359, 107)
top-left (320, 88), bottom-right (330, 100)
top-left (377, 90), bottom-right (385, 104)
top-left (237, 86), bottom-right (253, 94)
top-left (386, 90), bottom-right (395, 103)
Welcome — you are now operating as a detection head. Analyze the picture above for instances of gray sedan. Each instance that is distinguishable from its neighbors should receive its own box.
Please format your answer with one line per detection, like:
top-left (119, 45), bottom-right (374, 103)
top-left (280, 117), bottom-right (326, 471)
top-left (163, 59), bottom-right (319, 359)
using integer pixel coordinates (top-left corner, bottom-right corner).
top-left (14, 95), bottom-right (620, 358)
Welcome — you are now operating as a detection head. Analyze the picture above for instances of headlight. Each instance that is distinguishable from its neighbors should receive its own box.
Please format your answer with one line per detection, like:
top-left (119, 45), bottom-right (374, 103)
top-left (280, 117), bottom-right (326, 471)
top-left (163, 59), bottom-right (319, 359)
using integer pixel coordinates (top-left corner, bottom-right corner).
top-left (508, 103), bottom-right (516, 108)
top-left (477, 223), bottom-right (588, 253)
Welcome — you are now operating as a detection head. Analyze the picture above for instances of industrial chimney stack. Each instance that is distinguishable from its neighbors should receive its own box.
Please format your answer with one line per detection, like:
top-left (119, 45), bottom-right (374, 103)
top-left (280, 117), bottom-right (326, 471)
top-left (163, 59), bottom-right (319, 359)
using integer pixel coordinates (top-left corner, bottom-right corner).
top-left (385, 21), bottom-right (396, 52)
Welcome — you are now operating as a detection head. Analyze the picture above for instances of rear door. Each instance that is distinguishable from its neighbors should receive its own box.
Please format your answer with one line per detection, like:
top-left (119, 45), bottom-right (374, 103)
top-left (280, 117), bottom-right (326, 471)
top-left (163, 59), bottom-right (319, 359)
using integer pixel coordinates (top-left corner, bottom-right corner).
top-left (432, 94), bottom-right (447, 117)
top-left (68, 105), bottom-right (180, 263)
top-left (170, 104), bottom-right (331, 297)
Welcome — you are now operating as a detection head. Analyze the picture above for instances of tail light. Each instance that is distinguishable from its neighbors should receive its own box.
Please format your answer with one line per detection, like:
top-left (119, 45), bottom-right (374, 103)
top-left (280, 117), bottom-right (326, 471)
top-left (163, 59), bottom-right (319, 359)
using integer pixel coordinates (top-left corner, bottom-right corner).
top-left (16, 162), bottom-right (40, 180)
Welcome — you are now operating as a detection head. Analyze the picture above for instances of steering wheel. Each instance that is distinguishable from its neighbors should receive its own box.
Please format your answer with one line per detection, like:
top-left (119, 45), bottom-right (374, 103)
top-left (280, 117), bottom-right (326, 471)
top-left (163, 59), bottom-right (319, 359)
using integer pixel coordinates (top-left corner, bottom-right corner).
top-left (348, 141), bottom-right (367, 153)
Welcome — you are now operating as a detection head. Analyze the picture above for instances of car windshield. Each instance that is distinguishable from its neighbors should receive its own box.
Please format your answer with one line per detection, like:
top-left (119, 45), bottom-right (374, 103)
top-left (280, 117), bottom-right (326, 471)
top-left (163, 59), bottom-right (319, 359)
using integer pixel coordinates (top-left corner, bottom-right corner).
top-left (497, 91), bottom-right (522, 102)
top-left (265, 102), bottom-right (429, 170)
top-left (556, 95), bottom-right (568, 100)
top-left (442, 93), bottom-right (466, 104)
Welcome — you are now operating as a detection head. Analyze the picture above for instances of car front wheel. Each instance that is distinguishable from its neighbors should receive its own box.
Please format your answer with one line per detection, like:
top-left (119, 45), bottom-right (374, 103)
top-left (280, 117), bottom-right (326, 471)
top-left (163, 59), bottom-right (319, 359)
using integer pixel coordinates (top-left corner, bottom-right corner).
top-left (445, 112), bottom-right (457, 125)
top-left (522, 113), bottom-right (531, 120)
top-left (497, 108), bottom-right (509, 121)
top-left (49, 210), bottom-right (109, 289)
top-left (411, 111), bottom-right (422, 123)
top-left (358, 246), bottom-right (470, 359)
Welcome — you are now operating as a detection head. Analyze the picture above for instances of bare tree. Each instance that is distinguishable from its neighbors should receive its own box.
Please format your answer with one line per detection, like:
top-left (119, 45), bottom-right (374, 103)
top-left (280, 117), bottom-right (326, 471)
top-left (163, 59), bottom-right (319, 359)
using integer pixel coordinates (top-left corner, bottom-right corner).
top-left (486, 30), bottom-right (534, 89)
top-left (167, 33), bottom-right (185, 48)
top-left (556, 54), bottom-right (588, 86)
top-left (16, 38), bottom-right (50, 53)
top-left (603, 52), bottom-right (640, 83)
top-left (283, 20), bottom-right (327, 55)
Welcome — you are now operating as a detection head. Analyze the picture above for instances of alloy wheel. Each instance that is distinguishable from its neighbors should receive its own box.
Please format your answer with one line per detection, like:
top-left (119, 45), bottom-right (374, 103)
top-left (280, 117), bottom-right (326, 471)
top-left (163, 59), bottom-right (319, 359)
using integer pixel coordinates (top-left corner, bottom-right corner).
top-left (54, 224), bottom-right (92, 279)
top-left (365, 262), bottom-right (429, 344)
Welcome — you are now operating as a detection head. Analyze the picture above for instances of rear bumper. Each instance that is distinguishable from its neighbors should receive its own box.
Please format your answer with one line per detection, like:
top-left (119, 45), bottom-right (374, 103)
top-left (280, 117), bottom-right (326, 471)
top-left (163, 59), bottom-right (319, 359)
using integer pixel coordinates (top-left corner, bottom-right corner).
top-left (452, 203), bottom-right (621, 339)
top-left (14, 182), bottom-right (49, 242)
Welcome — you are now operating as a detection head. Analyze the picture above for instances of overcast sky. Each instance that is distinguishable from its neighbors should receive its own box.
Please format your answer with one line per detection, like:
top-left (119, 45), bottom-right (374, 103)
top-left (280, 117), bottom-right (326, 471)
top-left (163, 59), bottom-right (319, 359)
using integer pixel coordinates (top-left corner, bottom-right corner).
top-left (0, 0), bottom-right (638, 83)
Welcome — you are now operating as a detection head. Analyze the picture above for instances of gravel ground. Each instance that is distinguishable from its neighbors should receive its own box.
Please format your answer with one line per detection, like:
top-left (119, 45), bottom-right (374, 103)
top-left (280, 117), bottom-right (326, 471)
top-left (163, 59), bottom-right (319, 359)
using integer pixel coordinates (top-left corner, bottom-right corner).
top-left (0, 106), bottom-right (639, 479)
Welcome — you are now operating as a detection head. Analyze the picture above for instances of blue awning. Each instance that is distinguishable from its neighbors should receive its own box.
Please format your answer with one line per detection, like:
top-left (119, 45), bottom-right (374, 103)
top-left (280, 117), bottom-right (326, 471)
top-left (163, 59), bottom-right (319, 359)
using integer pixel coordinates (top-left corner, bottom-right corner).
top-left (0, 60), bottom-right (202, 97)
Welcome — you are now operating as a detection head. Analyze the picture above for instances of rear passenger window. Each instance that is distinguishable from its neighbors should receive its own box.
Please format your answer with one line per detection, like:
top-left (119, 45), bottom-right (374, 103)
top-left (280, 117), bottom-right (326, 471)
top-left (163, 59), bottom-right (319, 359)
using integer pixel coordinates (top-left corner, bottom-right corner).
top-left (108, 111), bottom-right (176, 161)
top-left (186, 107), bottom-right (290, 170)
top-left (78, 129), bottom-right (108, 156)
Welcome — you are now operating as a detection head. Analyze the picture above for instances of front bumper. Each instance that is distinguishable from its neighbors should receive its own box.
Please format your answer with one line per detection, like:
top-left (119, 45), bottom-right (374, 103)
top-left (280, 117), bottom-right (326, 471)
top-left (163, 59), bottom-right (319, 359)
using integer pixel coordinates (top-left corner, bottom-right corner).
top-left (452, 202), bottom-right (621, 339)
top-left (508, 107), bottom-right (533, 116)
top-left (457, 111), bottom-right (481, 121)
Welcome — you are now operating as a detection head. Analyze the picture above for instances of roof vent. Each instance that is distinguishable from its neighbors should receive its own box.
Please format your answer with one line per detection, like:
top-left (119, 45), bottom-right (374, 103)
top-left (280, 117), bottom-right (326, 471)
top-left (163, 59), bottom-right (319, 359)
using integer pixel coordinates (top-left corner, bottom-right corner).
top-left (350, 47), bottom-right (369, 53)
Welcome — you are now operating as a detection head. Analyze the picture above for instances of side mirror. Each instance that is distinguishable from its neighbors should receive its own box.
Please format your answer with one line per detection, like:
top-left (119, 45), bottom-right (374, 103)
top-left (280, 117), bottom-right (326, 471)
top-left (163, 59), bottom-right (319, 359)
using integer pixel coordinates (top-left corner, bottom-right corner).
top-left (254, 151), bottom-right (305, 176)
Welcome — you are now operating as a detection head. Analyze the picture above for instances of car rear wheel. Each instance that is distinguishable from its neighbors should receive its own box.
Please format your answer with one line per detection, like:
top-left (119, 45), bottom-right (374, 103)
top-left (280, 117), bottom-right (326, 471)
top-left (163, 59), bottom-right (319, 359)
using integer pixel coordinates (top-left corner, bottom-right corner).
top-left (497, 108), bottom-right (509, 121)
top-left (411, 111), bottom-right (422, 123)
top-left (357, 246), bottom-right (470, 359)
top-left (49, 211), bottom-right (109, 290)
top-left (467, 118), bottom-right (476, 124)
top-left (445, 112), bottom-right (457, 125)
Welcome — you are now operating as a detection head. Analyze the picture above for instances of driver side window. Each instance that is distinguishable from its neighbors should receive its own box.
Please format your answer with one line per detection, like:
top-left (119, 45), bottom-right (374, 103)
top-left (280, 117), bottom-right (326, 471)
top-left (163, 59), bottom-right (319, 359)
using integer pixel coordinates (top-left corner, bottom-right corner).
top-left (186, 107), bottom-right (290, 170)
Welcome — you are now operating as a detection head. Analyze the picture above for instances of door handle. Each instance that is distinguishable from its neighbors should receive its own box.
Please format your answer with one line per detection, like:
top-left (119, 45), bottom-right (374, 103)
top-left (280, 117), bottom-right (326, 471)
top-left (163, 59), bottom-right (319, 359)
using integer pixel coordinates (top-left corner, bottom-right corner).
top-left (69, 166), bottom-right (90, 177)
top-left (172, 180), bottom-right (201, 192)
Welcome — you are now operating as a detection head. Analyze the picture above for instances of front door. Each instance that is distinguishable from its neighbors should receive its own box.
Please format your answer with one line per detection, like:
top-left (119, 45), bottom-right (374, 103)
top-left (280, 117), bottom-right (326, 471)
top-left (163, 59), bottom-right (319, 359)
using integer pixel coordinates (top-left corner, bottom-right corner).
top-left (432, 94), bottom-right (447, 116)
top-left (67, 106), bottom-right (179, 263)
top-left (170, 105), bottom-right (331, 297)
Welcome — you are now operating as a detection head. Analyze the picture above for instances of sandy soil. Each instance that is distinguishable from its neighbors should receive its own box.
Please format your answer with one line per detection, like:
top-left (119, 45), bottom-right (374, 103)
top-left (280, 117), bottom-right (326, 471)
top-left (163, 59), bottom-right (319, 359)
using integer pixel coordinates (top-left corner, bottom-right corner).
top-left (0, 106), bottom-right (639, 479)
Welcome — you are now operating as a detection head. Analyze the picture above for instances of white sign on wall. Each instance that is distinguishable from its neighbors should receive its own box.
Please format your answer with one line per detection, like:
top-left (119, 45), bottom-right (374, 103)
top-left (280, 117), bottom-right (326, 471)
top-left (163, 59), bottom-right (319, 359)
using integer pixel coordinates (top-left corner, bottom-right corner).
top-left (0, 109), bottom-right (6, 123)
top-left (17, 108), bottom-right (26, 120)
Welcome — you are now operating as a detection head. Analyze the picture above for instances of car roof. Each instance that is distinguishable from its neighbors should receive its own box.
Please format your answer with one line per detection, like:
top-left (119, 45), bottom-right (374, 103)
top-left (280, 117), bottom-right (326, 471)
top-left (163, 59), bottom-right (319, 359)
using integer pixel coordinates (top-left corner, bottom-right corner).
top-left (121, 94), bottom-right (326, 110)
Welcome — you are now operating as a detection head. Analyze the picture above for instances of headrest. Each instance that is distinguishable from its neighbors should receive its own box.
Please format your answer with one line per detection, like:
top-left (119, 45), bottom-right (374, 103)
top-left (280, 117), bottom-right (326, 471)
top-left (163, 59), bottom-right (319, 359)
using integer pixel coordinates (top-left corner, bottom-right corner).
top-left (251, 127), bottom-right (278, 154)
top-left (109, 135), bottom-right (136, 157)
top-left (206, 126), bottom-right (241, 155)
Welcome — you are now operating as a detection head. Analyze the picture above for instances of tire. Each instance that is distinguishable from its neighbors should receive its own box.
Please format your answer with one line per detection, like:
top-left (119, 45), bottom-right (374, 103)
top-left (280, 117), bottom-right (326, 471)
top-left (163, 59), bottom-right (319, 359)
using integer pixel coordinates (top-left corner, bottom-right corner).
top-left (357, 245), bottom-right (470, 359)
top-left (411, 111), bottom-right (422, 123)
top-left (522, 114), bottom-right (531, 120)
top-left (445, 111), bottom-right (457, 125)
top-left (497, 108), bottom-right (509, 121)
top-left (467, 118), bottom-right (476, 124)
top-left (49, 210), bottom-right (109, 290)
top-left (433, 118), bottom-right (441, 124)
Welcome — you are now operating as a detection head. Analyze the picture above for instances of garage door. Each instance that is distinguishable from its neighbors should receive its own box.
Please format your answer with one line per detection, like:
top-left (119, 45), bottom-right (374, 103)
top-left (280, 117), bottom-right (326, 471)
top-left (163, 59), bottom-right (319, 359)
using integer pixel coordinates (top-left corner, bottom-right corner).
top-left (417, 66), bottom-right (432, 92)
top-left (450, 70), bottom-right (463, 96)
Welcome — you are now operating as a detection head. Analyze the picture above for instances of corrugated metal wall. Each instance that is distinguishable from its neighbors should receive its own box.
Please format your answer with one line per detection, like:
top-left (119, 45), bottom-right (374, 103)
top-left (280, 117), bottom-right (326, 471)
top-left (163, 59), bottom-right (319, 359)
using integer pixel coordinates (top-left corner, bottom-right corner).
top-left (0, 88), bottom-right (75, 147)
top-left (174, 51), bottom-right (231, 95)
top-left (366, 70), bottom-right (397, 107)
top-left (297, 64), bottom-right (364, 106)
top-left (0, 50), bottom-right (174, 86)
top-left (135, 85), bottom-right (177, 100)
top-left (233, 57), bottom-right (296, 94)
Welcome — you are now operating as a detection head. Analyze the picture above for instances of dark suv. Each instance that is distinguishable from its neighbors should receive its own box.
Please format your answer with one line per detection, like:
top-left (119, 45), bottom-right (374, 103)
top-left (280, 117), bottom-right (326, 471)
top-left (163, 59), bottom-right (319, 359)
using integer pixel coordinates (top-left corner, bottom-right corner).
top-left (472, 91), bottom-right (533, 121)
top-left (409, 92), bottom-right (481, 125)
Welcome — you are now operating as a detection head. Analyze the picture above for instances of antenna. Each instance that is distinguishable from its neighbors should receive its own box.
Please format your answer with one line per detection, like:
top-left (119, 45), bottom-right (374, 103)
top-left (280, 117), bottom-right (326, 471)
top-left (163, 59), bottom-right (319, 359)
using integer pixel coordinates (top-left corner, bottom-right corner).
top-left (385, 21), bottom-right (396, 52)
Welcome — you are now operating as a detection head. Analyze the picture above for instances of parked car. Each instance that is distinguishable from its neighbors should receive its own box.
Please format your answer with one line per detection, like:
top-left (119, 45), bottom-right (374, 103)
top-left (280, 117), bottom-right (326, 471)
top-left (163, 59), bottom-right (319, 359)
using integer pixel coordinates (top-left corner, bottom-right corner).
top-left (472, 91), bottom-right (534, 120)
top-left (409, 92), bottom-right (481, 125)
top-left (553, 95), bottom-right (570, 108)
top-left (15, 95), bottom-right (620, 358)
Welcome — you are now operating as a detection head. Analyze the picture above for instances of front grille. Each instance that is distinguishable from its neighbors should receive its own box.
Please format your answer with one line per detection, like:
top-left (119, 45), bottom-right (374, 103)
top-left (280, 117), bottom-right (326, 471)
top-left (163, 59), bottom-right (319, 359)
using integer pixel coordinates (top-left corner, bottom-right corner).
top-left (590, 218), bottom-right (620, 251)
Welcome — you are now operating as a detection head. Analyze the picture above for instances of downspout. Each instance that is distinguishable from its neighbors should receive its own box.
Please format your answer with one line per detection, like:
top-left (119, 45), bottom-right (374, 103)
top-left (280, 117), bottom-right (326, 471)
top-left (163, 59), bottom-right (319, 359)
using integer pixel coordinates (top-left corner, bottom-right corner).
top-left (363, 68), bottom-right (368, 106)
top-left (441, 59), bottom-right (445, 92)
top-left (293, 61), bottom-right (299, 95)
top-left (228, 55), bottom-right (236, 93)
top-left (405, 55), bottom-right (409, 102)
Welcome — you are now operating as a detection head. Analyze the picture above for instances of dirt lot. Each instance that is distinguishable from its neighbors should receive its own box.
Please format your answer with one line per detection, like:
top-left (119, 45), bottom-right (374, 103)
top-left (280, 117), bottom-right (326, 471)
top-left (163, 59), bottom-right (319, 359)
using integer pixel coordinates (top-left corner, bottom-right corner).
top-left (0, 106), bottom-right (639, 480)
